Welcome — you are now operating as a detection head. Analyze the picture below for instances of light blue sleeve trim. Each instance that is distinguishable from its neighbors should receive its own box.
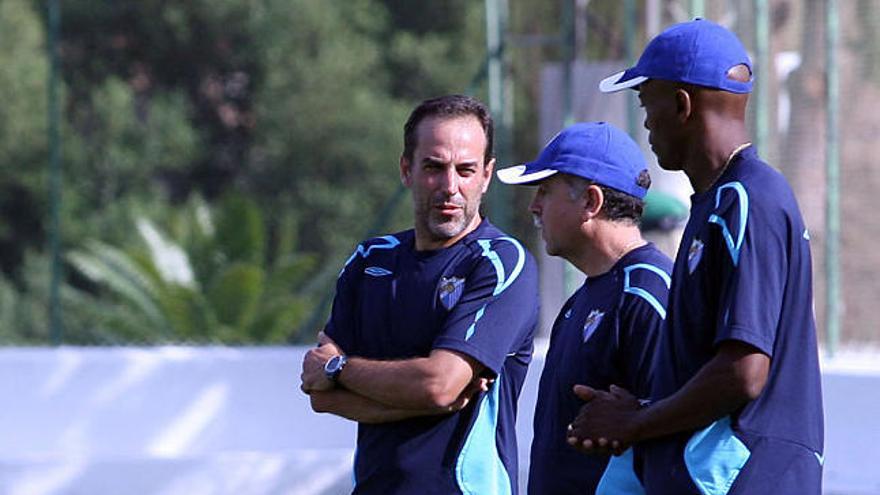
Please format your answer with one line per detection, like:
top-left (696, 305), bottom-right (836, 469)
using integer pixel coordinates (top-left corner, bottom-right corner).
top-left (477, 237), bottom-right (526, 296)
top-left (465, 306), bottom-right (486, 341)
top-left (623, 263), bottom-right (672, 320)
top-left (455, 373), bottom-right (513, 495)
top-left (684, 416), bottom-right (751, 495)
top-left (596, 448), bottom-right (646, 495)
top-left (707, 182), bottom-right (748, 267)
top-left (339, 235), bottom-right (400, 276)
top-left (464, 237), bottom-right (526, 341)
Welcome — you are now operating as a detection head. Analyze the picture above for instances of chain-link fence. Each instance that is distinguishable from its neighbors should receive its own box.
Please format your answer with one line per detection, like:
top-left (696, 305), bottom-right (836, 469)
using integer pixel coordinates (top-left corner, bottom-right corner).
top-left (0, 0), bottom-right (875, 348)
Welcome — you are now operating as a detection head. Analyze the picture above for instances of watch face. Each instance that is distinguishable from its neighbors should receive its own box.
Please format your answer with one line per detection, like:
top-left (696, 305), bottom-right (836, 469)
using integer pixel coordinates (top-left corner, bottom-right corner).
top-left (325, 355), bottom-right (342, 373)
top-left (324, 355), bottom-right (346, 381)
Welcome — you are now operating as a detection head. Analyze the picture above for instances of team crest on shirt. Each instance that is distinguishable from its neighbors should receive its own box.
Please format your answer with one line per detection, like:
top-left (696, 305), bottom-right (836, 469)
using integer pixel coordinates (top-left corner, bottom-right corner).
top-left (687, 238), bottom-right (705, 274)
top-left (438, 276), bottom-right (465, 310)
top-left (582, 309), bottom-right (605, 343)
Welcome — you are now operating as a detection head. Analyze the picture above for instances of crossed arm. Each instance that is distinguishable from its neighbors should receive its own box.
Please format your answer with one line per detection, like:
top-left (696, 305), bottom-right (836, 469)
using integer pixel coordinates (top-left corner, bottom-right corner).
top-left (301, 333), bottom-right (489, 423)
top-left (566, 340), bottom-right (770, 454)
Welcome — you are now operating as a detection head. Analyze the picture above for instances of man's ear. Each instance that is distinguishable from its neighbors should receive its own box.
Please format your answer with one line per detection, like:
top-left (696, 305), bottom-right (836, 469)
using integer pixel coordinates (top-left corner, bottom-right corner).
top-left (482, 158), bottom-right (495, 194)
top-left (675, 87), bottom-right (693, 123)
top-left (582, 184), bottom-right (604, 221)
top-left (400, 155), bottom-right (412, 187)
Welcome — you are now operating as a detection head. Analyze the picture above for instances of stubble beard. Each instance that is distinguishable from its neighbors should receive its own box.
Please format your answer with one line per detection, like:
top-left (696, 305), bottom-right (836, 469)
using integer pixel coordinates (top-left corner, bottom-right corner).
top-left (416, 195), bottom-right (478, 245)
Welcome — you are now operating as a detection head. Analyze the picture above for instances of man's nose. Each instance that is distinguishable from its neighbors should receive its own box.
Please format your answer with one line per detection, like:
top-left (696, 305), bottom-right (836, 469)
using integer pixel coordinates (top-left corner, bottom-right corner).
top-left (529, 195), bottom-right (541, 215)
top-left (439, 167), bottom-right (458, 195)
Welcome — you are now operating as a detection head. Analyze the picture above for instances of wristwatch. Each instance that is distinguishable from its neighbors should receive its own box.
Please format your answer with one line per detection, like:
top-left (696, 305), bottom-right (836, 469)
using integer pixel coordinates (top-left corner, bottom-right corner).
top-left (323, 354), bottom-right (348, 383)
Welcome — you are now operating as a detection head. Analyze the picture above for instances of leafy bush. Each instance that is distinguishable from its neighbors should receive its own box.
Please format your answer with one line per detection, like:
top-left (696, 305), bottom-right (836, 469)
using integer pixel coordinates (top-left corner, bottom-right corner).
top-left (66, 195), bottom-right (323, 344)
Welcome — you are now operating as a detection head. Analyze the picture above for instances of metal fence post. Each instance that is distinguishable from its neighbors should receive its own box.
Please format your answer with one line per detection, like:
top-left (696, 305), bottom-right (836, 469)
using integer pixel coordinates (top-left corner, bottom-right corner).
top-left (47, 0), bottom-right (63, 345)
top-left (485, 0), bottom-right (513, 232)
top-left (825, 0), bottom-right (840, 357)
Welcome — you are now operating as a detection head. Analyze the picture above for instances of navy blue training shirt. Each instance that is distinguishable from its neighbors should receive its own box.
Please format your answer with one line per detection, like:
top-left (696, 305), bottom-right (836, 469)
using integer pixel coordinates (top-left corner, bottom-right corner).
top-left (325, 219), bottom-right (540, 495)
top-left (639, 146), bottom-right (824, 494)
top-left (529, 244), bottom-right (672, 494)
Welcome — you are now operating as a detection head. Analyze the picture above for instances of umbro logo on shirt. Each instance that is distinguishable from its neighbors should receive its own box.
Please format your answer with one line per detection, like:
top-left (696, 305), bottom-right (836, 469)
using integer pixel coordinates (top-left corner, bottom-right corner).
top-left (364, 266), bottom-right (393, 277)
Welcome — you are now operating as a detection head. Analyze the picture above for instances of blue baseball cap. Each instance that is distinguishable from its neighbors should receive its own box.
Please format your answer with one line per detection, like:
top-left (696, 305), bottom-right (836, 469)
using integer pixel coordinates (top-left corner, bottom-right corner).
top-left (496, 122), bottom-right (648, 199)
top-left (599, 19), bottom-right (752, 94)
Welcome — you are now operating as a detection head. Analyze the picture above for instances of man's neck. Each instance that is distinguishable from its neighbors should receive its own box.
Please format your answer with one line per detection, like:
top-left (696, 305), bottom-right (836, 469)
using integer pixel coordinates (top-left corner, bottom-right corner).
top-left (568, 222), bottom-right (645, 277)
top-left (686, 123), bottom-right (750, 194)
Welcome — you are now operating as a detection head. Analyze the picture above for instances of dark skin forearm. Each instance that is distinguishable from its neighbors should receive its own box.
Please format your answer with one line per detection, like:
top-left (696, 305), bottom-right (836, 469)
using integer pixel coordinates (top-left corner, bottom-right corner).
top-left (634, 340), bottom-right (769, 440)
top-left (567, 340), bottom-right (770, 454)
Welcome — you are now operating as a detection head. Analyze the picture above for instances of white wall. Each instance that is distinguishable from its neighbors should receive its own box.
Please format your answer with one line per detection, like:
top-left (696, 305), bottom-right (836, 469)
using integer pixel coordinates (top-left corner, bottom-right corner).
top-left (0, 345), bottom-right (876, 495)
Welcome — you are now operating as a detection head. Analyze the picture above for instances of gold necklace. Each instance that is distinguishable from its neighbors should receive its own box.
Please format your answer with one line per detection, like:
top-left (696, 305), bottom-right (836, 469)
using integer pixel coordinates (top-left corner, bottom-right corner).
top-left (725, 142), bottom-right (752, 169)
top-left (708, 142), bottom-right (751, 189)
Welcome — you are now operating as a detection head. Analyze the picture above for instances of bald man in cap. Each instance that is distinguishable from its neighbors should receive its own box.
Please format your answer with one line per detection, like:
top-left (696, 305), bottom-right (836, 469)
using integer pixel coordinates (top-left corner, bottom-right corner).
top-left (567, 19), bottom-right (824, 495)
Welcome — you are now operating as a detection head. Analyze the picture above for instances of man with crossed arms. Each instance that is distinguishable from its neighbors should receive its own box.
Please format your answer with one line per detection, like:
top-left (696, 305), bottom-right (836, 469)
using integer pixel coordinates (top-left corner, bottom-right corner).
top-left (301, 94), bottom-right (539, 495)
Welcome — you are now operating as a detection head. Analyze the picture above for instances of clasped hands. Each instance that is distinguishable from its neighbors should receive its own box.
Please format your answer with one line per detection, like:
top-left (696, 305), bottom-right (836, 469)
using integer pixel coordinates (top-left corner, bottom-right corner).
top-left (565, 384), bottom-right (642, 456)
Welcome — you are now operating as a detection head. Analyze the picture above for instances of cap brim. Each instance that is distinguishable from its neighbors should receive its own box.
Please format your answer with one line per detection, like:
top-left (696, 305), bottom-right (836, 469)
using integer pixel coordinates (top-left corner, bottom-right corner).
top-left (496, 165), bottom-right (558, 185)
top-left (599, 71), bottom-right (648, 93)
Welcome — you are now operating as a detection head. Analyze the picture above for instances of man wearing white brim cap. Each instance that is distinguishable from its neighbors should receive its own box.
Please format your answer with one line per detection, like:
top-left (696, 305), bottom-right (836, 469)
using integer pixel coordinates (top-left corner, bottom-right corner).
top-left (498, 121), bottom-right (673, 494)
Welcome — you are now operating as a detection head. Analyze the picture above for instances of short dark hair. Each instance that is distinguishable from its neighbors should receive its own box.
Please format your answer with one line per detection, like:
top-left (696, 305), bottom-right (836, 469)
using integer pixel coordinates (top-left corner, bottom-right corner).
top-left (403, 95), bottom-right (494, 165)
top-left (562, 169), bottom-right (651, 225)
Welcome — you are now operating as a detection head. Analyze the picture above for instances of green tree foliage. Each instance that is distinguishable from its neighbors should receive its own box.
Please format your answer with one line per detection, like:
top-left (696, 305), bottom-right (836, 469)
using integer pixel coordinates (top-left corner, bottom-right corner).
top-left (2, 0), bottom-right (495, 344)
top-left (61, 79), bottom-right (201, 246)
top-left (380, 0), bottom-right (487, 99)
top-left (247, 0), bottom-right (411, 261)
top-left (0, 251), bottom-right (117, 345)
top-left (58, 0), bottom-right (256, 198)
top-left (66, 195), bottom-right (320, 343)
top-left (0, 0), bottom-right (49, 280)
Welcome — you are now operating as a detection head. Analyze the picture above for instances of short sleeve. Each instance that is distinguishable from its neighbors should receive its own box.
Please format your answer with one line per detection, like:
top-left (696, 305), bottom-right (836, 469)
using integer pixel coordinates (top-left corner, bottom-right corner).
top-left (710, 182), bottom-right (786, 356)
top-left (619, 262), bottom-right (671, 397)
top-left (432, 237), bottom-right (539, 375)
top-left (323, 244), bottom-right (364, 353)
